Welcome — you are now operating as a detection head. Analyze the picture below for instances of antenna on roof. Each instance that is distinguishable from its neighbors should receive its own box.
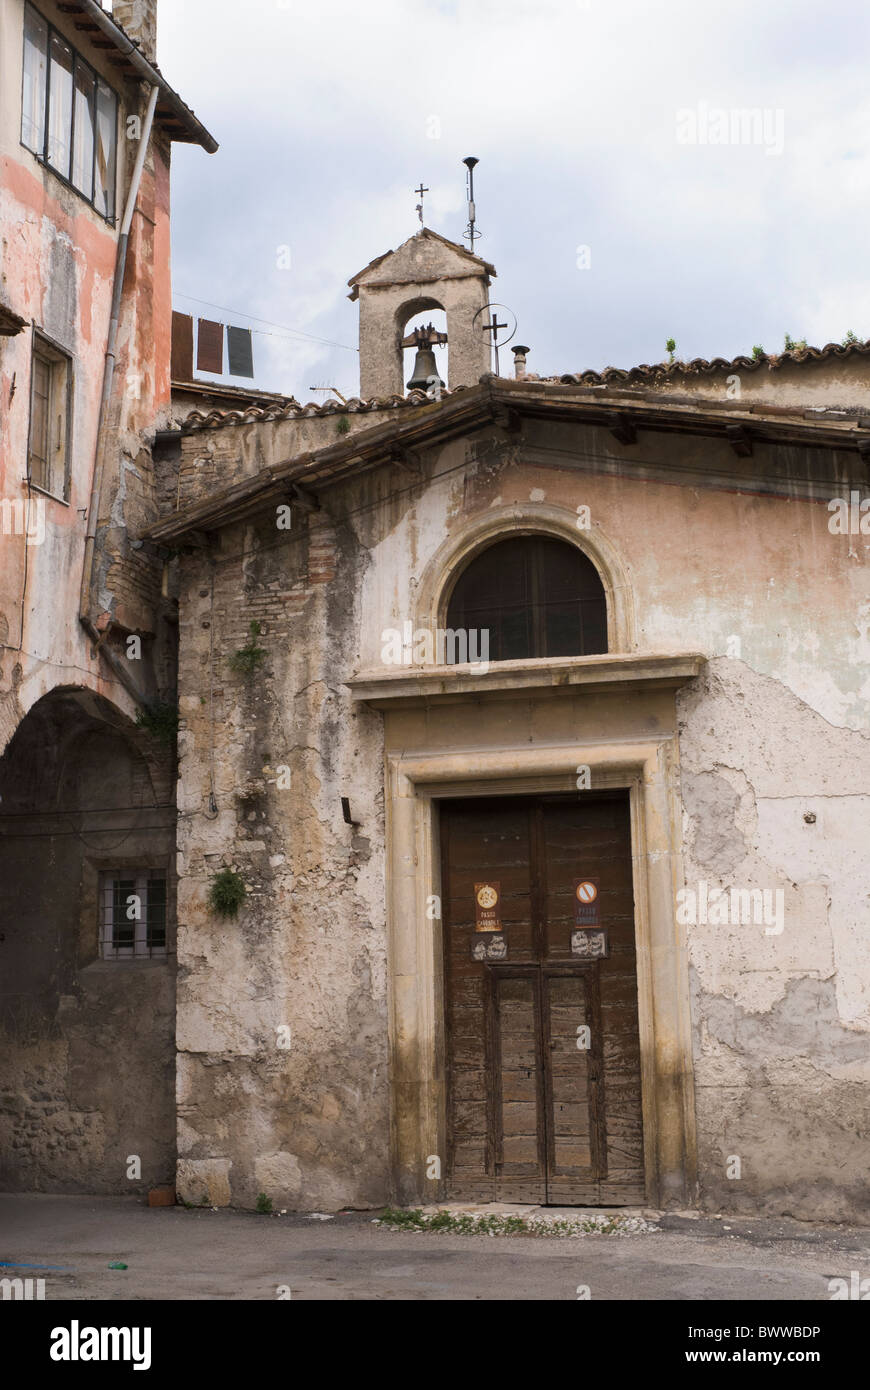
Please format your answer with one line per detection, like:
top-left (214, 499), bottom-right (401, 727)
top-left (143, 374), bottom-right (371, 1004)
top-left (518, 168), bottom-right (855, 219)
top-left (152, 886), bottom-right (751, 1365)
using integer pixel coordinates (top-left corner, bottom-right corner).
top-left (463, 156), bottom-right (480, 253)
top-left (309, 384), bottom-right (348, 404)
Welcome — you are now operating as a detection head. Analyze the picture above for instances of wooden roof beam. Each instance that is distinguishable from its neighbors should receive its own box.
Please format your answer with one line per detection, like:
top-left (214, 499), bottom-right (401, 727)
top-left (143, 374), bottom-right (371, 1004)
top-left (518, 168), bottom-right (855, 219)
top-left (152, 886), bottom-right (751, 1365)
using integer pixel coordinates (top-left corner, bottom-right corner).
top-left (608, 411), bottom-right (638, 445)
top-left (726, 423), bottom-right (753, 457)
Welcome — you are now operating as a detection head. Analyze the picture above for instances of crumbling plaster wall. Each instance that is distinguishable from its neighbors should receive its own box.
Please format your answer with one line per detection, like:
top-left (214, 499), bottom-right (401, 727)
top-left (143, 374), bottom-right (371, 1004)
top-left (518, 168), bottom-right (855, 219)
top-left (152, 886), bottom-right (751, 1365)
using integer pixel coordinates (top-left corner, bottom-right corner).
top-left (677, 664), bottom-right (869, 1219)
top-left (175, 489), bottom-right (390, 1210)
top-left (0, 1), bottom-right (176, 737)
top-left (175, 405), bottom-right (409, 511)
top-left (176, 413), bottom-right (868, 1216)
top-left (626, 353), bottom-right (870, 411)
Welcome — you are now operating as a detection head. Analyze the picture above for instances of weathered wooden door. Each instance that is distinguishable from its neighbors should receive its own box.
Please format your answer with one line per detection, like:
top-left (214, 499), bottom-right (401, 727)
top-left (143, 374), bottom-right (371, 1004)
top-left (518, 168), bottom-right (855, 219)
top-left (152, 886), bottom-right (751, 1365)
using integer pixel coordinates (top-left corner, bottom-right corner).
top-left (441, 792), bottom-right (645, 1205)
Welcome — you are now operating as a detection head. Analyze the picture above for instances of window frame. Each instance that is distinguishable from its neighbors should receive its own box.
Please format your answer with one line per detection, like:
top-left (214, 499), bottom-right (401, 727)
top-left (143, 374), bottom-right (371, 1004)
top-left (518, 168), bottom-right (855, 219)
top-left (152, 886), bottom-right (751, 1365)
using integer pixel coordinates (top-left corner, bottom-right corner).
top-left (20, 2), bottom-right (119, 224)
top-left (99, 870), bottom-right (168, 960)
top-left (445, 534), bottom-right (609, 663)
top-left (27, 330), bottom-right (72, 503)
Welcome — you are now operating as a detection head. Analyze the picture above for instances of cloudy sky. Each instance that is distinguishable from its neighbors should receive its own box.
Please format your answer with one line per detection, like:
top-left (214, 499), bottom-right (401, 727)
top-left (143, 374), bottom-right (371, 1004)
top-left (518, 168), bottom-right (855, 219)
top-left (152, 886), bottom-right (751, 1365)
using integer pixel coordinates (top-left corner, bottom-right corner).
top-left (157, 0), bottom-right (870, 401)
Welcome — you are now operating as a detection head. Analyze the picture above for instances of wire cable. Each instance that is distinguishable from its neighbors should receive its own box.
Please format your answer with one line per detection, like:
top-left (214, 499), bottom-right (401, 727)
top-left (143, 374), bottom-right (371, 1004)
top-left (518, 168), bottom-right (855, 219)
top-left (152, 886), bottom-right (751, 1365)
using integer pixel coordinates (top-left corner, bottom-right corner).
top-left (173, 293), bottom-right (359, 353)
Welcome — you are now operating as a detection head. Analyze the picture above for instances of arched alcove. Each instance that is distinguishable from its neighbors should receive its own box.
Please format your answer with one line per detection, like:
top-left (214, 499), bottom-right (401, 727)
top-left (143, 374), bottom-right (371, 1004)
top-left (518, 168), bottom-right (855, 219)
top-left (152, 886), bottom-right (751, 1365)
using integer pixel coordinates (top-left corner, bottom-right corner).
top-left (0, 687), bottom-right (176, 1194)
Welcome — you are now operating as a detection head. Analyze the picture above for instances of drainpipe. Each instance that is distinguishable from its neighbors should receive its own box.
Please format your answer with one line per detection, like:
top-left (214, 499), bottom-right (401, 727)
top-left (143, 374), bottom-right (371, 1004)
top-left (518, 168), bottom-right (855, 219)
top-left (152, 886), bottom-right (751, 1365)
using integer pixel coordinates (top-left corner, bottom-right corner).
top-left (79, 82), bottom-right (159, 707)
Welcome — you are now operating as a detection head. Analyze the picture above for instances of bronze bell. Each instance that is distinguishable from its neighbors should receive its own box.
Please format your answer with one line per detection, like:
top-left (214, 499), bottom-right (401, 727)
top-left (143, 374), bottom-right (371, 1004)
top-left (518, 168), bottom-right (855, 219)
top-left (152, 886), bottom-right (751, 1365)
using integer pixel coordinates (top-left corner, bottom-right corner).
top-left (407, 345), bottom-right (444, 392)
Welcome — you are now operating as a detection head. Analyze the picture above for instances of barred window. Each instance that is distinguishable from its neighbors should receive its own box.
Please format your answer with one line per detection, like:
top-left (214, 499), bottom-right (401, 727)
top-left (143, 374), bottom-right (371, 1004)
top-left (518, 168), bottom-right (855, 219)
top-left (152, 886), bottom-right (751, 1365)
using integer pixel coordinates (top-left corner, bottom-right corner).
top-left (100, 872), bottom-right (167, 959)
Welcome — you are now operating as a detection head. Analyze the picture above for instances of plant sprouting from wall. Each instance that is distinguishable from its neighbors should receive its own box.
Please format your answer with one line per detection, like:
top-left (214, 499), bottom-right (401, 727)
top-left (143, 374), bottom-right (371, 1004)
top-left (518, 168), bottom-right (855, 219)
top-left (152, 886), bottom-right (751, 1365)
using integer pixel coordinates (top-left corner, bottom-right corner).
top-left (335, 414), bottom-right (351, 435)
top-left (229, 621), bottom-right (267, 678)
top-left (751, 344), bottom-right (765, 360)
top-left (208, 868), bottom-right (247, 918)
top-left (135, 701), bottom-right (179, 745)
top-left (665, 337), bottom-right (676, 363)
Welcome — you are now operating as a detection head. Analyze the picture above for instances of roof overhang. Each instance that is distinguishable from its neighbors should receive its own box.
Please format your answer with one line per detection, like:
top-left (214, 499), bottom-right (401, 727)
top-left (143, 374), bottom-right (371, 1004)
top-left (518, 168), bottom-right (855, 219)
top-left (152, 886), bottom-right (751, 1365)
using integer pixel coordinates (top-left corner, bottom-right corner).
top-left (60, 0), bottom-right (218, 152)
top-left (144, 378), bottom-right (870, 546)
top-left (0, 304), bottom-right (28, 336)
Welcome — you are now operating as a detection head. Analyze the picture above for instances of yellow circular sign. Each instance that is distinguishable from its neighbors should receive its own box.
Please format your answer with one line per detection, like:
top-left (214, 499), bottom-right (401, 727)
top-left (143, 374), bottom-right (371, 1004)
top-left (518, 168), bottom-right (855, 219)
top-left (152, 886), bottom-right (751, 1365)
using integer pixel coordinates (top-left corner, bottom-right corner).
top-left (476, 885), bottom-right (498, 909)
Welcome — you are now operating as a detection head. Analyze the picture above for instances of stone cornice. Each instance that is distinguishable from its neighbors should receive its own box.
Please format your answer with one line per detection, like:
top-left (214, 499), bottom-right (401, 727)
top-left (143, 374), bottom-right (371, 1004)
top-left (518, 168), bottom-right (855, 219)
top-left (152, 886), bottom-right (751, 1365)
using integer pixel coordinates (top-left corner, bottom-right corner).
top-left (346, 651), bottom-right (706, 707)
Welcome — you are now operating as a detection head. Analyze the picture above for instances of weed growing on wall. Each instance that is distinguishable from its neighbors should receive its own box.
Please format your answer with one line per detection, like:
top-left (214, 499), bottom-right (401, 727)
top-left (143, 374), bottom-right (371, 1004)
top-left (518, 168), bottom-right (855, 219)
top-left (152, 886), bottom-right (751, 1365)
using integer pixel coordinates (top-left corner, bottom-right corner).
top-left (134, 702), bottom-right (179, 745)
top-left (229, 622), bottom-right (267, 678)
top-left (208, 868), bottom-right (247, 918)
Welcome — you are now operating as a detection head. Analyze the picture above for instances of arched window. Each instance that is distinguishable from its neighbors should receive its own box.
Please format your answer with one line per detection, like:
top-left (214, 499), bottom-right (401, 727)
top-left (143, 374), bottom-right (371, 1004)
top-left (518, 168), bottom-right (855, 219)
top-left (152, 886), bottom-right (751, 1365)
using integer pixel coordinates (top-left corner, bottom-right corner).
top-left (445, 535), bottom-right (607, 662)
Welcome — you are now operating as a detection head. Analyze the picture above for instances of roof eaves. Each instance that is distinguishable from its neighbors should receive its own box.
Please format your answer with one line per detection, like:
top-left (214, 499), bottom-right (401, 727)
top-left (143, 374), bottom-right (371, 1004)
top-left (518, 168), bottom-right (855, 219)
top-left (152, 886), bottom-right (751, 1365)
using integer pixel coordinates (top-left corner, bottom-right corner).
top-left (0, 303), bottom-right (27, 336)
top-left (146, 383), bottom-right (870, 546)
top-left (68, 0), bottom-right (218, 152)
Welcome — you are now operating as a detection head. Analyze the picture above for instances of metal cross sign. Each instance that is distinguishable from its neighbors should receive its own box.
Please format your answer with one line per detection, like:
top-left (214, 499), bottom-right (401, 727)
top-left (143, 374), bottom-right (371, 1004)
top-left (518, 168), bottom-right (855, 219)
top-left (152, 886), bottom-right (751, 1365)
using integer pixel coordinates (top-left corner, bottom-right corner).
top-left (415, 182), bottom-right (429, 225)
top-left (472, 302), bottom-right (517, 377)
top-left (481, 310), bottom-right (507, 342)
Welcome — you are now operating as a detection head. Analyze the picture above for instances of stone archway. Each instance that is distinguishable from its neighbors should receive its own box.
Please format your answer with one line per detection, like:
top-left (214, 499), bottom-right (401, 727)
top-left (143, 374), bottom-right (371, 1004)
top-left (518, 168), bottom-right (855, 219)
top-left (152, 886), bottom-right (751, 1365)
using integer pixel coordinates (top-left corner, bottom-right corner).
top-left (0, 687), bottom-right (177, 1193)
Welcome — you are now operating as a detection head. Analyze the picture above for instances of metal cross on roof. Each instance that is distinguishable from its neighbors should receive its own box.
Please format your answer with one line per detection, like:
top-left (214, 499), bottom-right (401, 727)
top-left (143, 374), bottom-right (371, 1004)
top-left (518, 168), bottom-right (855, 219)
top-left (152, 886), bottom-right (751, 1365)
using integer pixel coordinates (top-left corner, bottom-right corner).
top-left (415, 182), bottom-right (429, 225)
top-left (481, 310), bottom-right (507, 375)
top-left (472, 302), bottom-right (517, 377)
top-left (480, 310), bottom-right (507, 340)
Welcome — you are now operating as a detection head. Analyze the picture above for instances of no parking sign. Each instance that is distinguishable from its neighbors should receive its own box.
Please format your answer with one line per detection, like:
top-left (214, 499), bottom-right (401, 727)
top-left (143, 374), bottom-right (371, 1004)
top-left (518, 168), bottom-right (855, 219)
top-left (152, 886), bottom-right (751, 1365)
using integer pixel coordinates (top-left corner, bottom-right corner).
top-left (573, 877), bottom-right (600, 926)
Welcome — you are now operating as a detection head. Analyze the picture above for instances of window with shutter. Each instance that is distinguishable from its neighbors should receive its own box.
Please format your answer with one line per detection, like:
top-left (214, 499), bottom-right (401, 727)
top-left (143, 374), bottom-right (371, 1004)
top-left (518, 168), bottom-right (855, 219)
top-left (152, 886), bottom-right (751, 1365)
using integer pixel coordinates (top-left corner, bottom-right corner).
top-left (445, 535), bottom-right (608, 663)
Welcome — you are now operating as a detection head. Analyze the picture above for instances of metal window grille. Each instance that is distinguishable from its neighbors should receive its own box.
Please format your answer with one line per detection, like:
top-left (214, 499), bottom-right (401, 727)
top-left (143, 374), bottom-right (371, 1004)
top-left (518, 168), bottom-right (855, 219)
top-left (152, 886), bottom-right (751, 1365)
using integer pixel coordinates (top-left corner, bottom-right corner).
top-left (100, 872), bottom-right (168, 959)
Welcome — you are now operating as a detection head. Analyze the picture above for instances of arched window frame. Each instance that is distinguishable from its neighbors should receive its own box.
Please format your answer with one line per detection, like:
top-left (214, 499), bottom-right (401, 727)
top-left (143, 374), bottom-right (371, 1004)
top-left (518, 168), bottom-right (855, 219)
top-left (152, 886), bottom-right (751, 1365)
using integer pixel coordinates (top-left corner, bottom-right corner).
top-left (444, 533), bottom-right (608, 661)
top-left (413, 503), bottom-right (637, 657)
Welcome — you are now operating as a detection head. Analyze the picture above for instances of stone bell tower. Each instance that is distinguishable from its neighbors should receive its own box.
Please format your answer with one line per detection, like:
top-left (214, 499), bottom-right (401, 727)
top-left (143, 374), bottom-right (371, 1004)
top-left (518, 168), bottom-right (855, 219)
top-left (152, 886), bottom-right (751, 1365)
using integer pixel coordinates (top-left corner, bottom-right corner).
top-left (347, 228), bottom-right (496, 399)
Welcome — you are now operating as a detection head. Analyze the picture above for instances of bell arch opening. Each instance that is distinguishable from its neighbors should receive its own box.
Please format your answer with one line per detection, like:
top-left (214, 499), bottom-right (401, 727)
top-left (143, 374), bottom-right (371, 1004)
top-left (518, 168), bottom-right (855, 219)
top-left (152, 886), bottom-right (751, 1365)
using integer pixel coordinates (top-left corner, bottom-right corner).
top-left (444, 533), bottom-right (608, 663)
top-left (398, 298), bottom-right (448, 393)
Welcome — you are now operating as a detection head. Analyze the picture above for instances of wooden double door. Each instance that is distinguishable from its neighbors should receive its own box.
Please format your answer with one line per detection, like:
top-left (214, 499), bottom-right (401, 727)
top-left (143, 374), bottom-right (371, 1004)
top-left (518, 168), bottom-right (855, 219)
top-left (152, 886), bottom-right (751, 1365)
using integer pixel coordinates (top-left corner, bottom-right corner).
top-left (441, 792), bottom-right (645, 1205)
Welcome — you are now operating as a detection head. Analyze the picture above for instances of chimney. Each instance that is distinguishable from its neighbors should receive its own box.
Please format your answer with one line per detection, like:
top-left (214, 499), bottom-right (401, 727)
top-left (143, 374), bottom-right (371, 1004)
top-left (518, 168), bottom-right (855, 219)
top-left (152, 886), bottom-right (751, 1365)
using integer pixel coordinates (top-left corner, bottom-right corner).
top-left (512, 345), bottom-right (530, 380)
top-left (113, 1), bottom-right (157, 62)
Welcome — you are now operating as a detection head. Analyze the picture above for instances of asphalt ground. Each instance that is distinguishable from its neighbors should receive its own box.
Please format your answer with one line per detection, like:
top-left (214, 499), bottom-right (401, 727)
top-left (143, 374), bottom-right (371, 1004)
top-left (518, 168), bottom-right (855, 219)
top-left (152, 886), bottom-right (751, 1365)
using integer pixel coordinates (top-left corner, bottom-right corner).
top-left (2, 1194), bottom-right (868, 1302)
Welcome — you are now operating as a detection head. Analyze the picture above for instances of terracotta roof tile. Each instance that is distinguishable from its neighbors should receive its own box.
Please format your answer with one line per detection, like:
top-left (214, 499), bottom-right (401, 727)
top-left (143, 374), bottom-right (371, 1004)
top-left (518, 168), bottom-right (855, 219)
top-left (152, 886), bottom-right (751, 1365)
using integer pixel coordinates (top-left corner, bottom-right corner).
top-left (176, 340), bottom-right (870, 434)
top-left (548, 338), bottom-right (870, 388)
top-left (180, 386), bottom-right (473, 433)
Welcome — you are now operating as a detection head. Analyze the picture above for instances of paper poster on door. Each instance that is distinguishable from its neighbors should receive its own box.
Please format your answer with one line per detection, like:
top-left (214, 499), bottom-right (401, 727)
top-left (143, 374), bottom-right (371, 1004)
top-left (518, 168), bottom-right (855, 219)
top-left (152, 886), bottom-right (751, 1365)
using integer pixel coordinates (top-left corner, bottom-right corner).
top-left (471, 934), bottom-right (507, 961)
top-left (474, 881), bottom-right (501, 932)
top-left (572, 927), bottom-right (609, 959)
top-left (573, 877), bottom-right (600, 926)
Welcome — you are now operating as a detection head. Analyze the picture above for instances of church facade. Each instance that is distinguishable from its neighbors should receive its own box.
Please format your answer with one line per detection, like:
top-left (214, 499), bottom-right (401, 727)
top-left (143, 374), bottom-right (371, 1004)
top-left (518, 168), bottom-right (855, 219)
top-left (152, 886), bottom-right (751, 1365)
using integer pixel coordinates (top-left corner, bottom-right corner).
top-left (144, 229), bottom-right (870, 1220)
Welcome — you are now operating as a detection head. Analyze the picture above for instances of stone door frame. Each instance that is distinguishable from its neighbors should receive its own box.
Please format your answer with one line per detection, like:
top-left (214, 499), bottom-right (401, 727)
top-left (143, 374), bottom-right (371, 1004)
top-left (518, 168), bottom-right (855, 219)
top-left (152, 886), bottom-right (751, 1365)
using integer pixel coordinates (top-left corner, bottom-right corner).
top-left (382, 733), bottom-right (699, 1209)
